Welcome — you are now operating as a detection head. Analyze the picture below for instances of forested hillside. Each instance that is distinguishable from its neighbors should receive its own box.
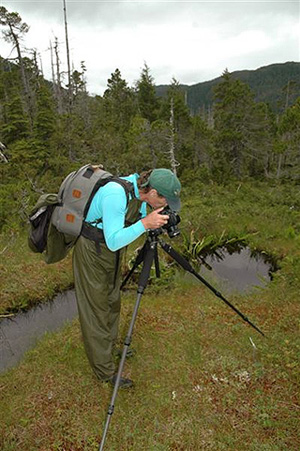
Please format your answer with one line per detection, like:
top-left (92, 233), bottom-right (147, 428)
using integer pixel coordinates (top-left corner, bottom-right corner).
top-left (156, 62), bottom-right (300, 114)
top-left (0, 8), bottom-right (299, 232)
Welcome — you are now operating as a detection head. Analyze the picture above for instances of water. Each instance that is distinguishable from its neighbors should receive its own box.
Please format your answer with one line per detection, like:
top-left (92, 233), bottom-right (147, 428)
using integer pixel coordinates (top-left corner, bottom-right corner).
top-left (0, 247), bottom-right (274, 373)
top-left (0, 290), bottom-right (78, 373)
top-left (200, 246), bottom-right (273, 294)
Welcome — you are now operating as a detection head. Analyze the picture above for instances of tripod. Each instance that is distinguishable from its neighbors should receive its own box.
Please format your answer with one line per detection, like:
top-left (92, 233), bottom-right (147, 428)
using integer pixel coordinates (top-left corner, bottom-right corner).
top-left (99, 230), bottom-right (265, 450)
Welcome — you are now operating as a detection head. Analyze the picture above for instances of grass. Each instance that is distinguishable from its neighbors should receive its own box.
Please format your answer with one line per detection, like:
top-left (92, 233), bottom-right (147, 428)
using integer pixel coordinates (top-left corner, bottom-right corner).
top-left (0, 282), bottom-right (299, 450)
top-left (0, 180), bottom-right (299, 449)
top-left (0, 231), bottom-right (74, 315)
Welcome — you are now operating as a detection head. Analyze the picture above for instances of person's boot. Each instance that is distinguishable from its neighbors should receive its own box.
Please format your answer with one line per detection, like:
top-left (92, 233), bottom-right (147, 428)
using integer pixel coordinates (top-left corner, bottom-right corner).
top-left (114, 348), bottom-right (136, 359)
top-left (108, 374), bottom-right (134, 389)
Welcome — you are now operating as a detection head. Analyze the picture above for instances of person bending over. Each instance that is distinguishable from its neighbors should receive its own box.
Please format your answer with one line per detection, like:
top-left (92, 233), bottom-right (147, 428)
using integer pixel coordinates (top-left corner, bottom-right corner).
top-left (72, 168), bottom-right (181, 388)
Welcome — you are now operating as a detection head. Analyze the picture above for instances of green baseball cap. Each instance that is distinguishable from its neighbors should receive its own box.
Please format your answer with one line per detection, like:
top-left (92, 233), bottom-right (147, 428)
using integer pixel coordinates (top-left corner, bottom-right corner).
top-left (149, 168), bottom-right (181, 211)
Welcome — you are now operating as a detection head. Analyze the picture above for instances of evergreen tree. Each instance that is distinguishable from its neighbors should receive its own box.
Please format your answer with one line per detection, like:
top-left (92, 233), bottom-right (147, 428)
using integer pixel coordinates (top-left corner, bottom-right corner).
top-left (213, 70), bottom-right (273, 179)
top-left (34, 82), bottom-right (56, 141)
top-left (136, 63), bottom-right (159, 123)
top-left (0, 58), bottom-right (30, 144)
top-left (0, 7), bottom-right (33, 125)
top-left (71, 62), bottom-right (91, 130)
top-left (190, 115), bottom-right (214, 171)
top-left (0, 92), bottom-right (30, 144)
top-left (125, 116), bottom-right (170, 172)
top-left (100, 69), bottom-right (137, 171)
top-left (125, 116), bottom-right (152, 171)
top-left (247, 102), bottom-right (275, 178)
top-left (276, 97), bottom-right (300, 180)
top-left (103, 68), bottom-right (136, 133)
top-left (71, 61), bottom-right (87, 96)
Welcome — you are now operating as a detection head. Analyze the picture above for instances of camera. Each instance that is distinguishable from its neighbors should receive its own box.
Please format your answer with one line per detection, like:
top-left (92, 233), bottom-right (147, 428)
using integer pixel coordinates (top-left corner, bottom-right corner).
top-left (160, 207), bottom-right (181, 238)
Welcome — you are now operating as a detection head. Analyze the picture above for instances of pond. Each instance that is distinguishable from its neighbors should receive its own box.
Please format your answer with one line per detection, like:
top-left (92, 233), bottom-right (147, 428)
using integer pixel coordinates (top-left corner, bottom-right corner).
top-left (199, 246), bottom-right (276, 294)
top-left (0, 246), bottom-right (276, 373)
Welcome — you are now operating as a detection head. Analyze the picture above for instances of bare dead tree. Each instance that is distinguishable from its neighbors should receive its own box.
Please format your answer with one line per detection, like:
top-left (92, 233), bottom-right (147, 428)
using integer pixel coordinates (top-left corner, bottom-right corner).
top-left (167, 98), bottom-right (179, 175)
top-left (53, 37), bottom-right (63, 114)
top-left (0, 142), bottom-right (9, 163)
top-left (31, 49), bottom-right (41, 89)
top-left (50, 40), bottom-right (55, 87)
top-left (63, 0), bottom-right (73, 111)
top-left (39, 52), bottom-right (44, 77)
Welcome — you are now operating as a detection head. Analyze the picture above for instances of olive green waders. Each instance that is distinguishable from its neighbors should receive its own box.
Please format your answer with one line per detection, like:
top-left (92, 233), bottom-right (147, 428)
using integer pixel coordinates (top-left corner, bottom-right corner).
top-left (72, 198), bottom-right (142, 381)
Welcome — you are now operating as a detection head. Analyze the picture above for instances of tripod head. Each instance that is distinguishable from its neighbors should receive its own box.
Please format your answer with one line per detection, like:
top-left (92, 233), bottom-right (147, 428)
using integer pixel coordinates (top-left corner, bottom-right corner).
top-left (147, 229), bottom-right (162, 239)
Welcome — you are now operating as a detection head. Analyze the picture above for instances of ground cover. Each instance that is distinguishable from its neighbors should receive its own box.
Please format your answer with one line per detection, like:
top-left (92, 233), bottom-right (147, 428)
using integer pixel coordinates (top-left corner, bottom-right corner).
top-left (1, 180), bottom-right (299, 315)
top-left (0, 235), bottom-right (73, 315)
top-left (0, 280), bottom-right (299, 450)
top-left (0, 180), bottom-right (299, 449)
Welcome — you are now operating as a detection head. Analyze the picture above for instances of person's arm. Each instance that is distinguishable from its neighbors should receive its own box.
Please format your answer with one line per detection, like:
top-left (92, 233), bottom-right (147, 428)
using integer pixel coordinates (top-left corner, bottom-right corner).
top-left (102, 186), bottom-right (145, 251)
top-left (102, 183), bottom-right (170, 252)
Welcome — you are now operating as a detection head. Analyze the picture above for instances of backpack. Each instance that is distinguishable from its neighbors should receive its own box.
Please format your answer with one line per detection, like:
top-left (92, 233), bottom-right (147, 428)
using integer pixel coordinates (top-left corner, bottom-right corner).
top-left (28, 164), bottom-right (135, 263)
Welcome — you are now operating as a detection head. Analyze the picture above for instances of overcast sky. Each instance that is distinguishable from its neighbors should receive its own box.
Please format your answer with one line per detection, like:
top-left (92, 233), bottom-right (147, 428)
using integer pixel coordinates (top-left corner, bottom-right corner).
top-left (1, 1), bottom-right (299, 95)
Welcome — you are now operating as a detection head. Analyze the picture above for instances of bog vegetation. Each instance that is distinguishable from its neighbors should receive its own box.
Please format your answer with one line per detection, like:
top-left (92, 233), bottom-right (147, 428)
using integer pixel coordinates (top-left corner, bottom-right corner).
top-left (0, 7), bottom-right (300, 234)
top-left (1, 180), bottom-right (300, 450)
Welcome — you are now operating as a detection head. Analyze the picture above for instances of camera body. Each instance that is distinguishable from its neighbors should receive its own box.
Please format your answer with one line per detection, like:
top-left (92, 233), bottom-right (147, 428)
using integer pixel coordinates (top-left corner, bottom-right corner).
top-left (160, 207), bottom-right (181, 238)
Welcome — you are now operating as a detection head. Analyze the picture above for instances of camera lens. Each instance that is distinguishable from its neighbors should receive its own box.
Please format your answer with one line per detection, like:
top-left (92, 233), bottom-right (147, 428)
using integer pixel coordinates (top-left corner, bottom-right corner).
top-left (160, 207), bottom-right (180, 238)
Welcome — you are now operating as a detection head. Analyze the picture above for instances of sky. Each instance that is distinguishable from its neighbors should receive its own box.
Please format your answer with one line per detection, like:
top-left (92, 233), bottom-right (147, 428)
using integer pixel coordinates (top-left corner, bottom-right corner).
top-left (1, 1), bottom-right (299, 95)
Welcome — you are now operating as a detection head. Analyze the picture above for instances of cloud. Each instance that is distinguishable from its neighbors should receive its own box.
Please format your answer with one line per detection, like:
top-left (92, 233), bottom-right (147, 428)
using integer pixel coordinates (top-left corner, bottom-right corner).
top-left (1, 0), bottom-right (299, 94)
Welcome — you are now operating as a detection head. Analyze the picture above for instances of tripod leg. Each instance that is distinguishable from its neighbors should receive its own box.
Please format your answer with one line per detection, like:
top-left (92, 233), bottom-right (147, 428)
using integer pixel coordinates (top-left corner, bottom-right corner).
top-left (159, 238), bottom-right (265, 337)
top-left (154, 245), bottom-right (160, 278)
top-left (121, 240), bottom-right (148, 289)
top-left (99, 240), bottom-right (156, 450)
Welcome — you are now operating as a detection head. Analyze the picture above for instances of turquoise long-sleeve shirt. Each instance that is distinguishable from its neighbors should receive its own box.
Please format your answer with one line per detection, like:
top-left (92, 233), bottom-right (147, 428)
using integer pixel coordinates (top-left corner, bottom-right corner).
top-left (85, 173), bottom-right (147, 252)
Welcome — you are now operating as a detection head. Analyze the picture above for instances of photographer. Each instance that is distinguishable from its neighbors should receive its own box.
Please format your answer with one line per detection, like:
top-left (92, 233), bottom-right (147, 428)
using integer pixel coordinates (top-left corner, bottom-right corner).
top-left (72, 168), bottom-right (181, 388)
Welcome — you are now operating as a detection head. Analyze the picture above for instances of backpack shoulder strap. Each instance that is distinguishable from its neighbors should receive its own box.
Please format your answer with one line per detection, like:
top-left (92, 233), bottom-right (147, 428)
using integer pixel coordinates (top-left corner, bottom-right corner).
top-left (110, 177), bottom-right (136, 205)
top-left (86, 177), bottom-right (136, 227)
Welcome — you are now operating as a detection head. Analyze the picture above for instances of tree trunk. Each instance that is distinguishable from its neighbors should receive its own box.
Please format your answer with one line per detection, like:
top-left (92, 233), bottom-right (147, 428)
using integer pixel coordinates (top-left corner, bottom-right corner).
top-left (54, 37), bottom-right (63, 114)
top-left (32, 50), bottom-right (40, 88)
top-left (39, 53), bottom-right (44, 77)
top-left (169, 98), bottom-right (178, 175)
top-left (276, 153), bottom-right (283, 179)
top-left (63, 0), bottom-right (72, 111)
top-left (50, 40), bottom-right (55, 88)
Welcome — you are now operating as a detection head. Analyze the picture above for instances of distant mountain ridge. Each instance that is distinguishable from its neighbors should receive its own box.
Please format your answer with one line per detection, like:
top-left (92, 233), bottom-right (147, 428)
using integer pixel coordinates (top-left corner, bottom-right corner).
top-left (156, 62), bottom-right (300, 114)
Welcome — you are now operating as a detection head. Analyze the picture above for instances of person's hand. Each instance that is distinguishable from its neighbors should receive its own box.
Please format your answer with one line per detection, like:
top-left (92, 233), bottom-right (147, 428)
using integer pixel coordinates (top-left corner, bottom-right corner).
top-left (141, 207), bottom-right (169, 230)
